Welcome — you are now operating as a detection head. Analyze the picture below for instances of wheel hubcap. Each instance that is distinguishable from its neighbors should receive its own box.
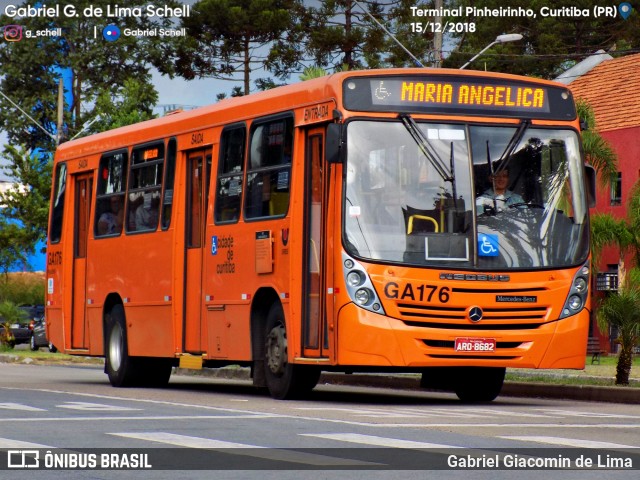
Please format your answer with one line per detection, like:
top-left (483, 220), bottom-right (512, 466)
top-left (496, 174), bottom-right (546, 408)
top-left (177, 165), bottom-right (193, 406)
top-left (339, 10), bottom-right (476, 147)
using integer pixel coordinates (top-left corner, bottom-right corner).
top-left (266, 323), bottom-right (287, 376)
top-left (108, 323), bottom-right (123, 371)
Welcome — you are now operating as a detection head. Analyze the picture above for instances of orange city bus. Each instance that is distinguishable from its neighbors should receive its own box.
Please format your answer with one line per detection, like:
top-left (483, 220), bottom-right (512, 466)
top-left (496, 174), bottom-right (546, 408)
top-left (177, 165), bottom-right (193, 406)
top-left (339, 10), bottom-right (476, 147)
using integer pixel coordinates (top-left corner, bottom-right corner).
top-left (46, 68), bottom-right (595, 401)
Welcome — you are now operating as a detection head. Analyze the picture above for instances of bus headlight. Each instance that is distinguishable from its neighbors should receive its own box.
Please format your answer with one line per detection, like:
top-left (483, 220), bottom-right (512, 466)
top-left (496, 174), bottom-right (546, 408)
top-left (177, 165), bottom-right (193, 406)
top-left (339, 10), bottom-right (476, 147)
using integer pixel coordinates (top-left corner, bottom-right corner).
top-left (355, 288), bottom-right (371, 305)
top-left (559, 261), bottom-right (590, 319)
top-left (568, 295), bottom-right (582, 310)
top-left (574, 277), bottom-right (587, 293)
top-left (342, 252), bottom-right (385, 315)
top-left (347, 271), bottom-right (364, 287)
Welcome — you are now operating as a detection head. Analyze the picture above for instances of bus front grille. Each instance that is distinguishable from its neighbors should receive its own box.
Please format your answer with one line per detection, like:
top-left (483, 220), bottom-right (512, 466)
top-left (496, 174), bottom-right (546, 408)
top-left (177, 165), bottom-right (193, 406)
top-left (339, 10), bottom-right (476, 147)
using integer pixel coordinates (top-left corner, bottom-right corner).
top-left (396, 303), bottom-right (549, 328)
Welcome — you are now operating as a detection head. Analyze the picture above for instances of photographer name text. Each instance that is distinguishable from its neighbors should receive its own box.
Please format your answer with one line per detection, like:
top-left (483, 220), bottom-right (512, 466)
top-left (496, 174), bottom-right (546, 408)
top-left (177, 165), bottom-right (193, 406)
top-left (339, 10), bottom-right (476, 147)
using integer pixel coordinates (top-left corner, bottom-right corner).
top-left (4, 4), bottom-right (190, 19)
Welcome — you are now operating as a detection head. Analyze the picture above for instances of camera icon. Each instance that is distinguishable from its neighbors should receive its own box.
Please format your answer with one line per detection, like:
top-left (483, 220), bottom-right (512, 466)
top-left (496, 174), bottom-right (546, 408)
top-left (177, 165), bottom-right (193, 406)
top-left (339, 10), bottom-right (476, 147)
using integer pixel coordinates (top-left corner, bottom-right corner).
top-left (3, 25), bottom-right (23, 42)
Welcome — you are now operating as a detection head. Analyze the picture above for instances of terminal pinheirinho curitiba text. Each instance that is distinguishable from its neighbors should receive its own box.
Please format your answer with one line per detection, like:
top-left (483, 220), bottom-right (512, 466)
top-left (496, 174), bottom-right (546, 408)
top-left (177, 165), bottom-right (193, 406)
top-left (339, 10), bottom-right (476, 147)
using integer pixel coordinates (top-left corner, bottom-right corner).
top-left (411, 5), bottom-right (621, 19)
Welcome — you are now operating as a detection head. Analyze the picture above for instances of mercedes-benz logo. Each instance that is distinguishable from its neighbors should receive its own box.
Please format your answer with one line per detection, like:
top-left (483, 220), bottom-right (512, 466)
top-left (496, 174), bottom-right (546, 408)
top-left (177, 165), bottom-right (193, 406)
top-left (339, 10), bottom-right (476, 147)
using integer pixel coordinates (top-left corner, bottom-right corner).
top-left (468, 306), bottom-right (483, 322)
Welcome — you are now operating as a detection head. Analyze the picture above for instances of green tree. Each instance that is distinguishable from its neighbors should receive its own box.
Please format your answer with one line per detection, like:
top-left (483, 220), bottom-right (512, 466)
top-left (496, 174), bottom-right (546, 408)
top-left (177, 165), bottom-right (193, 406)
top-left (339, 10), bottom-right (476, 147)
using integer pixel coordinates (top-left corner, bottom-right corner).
top-left (299, 65), bottom-right (330, 81)
top-left (383, 0), bottom-right (436, 67)
top-left (0, 0), bottom-right (181, 150)
top-left (591, 180), bottom-right (640, 385)
top-left (0, 220), bottom-right (30, 275)
top-left (92, 78), bottom-right (159, 133)
top-left (307, 0), bottom-right (387, 70)
top-left (597, 282), bottom-right (640, 385)
top-left (304, 1), bottom-right (435, 71)
top-left (0, 0), bottom-right (179, 261)
top-left (0, 145), bottom-right (52, 266)
top-left (444, 0), bottom-right (640, 77)
top-left (577, 100), bottom-right (618, 191)
top-left (179, 0), bottom-right (306, 95)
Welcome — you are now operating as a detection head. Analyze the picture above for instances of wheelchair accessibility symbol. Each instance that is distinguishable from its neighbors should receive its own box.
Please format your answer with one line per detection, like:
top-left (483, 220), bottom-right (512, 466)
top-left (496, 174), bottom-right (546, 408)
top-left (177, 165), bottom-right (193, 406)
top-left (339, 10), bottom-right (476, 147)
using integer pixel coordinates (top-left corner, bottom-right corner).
top-left (478, 234), bottom-right (499, 257)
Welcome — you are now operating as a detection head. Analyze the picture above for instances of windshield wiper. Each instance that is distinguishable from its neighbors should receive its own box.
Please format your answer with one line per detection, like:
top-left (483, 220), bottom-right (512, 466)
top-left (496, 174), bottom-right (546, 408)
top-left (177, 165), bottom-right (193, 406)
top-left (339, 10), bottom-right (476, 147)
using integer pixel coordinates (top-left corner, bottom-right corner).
top-left (492, 119), bottom-right (531, 177)
top-left (399, 114), bottom-right (453, 183)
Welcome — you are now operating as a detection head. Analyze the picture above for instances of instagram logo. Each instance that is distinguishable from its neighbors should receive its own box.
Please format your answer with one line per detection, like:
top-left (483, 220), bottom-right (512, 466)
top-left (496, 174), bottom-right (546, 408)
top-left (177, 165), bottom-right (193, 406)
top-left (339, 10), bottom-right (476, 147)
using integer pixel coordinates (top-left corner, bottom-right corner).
top-left (3, 25), bottom-right (23, 41)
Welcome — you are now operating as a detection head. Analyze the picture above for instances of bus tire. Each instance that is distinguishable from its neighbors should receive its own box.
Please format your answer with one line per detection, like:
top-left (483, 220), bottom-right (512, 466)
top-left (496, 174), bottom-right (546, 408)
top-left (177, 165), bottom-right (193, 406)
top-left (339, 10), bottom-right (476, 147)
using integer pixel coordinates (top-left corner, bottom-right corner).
top-left (263, 303), bottom-right (320, 399)
top-left (105, 304), bottom-right (139, 387)
top-left (454, 367), bottom-right (505, 402)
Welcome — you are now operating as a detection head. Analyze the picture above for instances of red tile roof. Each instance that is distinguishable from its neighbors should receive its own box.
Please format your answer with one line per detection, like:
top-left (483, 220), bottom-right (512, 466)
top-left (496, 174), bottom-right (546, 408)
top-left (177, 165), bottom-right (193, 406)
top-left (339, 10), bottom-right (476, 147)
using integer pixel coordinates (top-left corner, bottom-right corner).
top-left (569, 53), bottom-right (640, 132)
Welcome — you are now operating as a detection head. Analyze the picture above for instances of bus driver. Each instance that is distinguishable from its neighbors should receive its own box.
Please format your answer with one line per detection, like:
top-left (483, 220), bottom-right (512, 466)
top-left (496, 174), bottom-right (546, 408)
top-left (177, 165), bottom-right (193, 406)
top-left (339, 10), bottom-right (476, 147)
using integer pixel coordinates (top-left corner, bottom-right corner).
top-left (476, 167), bottom-right (523, 215)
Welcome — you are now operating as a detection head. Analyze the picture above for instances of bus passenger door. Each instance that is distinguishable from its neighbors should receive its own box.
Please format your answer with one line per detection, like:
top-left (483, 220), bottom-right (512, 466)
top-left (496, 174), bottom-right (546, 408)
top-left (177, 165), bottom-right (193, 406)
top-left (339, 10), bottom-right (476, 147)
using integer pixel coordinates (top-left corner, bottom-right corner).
top-left (184, 149), bottom-right (212, 353)
top-left (71, 172), bottom-right (93, 350)
top-left (302, 128), bottom-right (333, 359)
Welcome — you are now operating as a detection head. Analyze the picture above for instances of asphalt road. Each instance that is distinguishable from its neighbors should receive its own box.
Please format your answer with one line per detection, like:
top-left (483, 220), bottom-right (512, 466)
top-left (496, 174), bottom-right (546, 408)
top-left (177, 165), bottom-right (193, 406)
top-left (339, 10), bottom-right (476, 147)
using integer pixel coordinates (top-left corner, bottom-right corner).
top-left (0, 363), bottom-right (639, 479)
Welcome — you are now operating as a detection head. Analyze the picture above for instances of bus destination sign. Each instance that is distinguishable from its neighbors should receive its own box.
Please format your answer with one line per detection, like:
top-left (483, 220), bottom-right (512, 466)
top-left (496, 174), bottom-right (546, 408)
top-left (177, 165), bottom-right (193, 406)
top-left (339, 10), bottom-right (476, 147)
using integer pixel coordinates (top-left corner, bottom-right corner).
top-left (343, 75), bottom-right (576, 120)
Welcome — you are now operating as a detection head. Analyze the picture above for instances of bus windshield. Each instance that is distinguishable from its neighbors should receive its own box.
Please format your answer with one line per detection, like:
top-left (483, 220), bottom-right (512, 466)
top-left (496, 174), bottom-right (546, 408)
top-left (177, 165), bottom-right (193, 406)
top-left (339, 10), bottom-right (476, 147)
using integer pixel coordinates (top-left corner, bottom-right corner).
top-left (343, 120), bottom-right (589, 270)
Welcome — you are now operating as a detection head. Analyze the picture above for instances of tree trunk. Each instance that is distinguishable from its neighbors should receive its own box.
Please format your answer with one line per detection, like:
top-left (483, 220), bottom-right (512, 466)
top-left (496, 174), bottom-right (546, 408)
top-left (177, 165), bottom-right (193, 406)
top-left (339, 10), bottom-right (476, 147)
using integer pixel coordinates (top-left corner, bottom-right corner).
top-left (243, 37), bottom-right (250, 95)
top-left (615, 345), bottom-right (632, 385)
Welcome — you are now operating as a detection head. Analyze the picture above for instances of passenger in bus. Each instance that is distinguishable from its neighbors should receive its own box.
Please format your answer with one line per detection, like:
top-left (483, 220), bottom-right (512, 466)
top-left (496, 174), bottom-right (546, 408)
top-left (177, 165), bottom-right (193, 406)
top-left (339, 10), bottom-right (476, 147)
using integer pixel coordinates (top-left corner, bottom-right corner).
top-left (135, 192), bottom-right (159, 230)
top-left (476, 167), bottom-right (523, 214)
top-left (97, 196), bottom-right (124, 235)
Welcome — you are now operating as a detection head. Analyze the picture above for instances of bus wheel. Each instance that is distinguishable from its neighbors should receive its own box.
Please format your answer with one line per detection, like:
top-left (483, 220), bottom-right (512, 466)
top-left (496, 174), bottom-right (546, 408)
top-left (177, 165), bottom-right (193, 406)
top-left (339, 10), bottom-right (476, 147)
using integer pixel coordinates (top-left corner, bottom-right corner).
top-left (454, 367), bottom-right (505, 402)
top-left (105, 304), bottom-right (139, 387)
top-left (264, 304), bottom-right (319, 399)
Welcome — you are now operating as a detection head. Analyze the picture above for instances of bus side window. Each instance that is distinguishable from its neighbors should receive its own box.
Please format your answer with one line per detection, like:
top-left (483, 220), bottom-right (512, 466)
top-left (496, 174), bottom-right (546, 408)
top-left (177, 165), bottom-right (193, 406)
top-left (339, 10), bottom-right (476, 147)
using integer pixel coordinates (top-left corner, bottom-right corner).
top-left (215, 124), bottom-right (245, 223)
top-left (244, 116), bottom-right (293, 219)
top-left (94, 151), bottom-right (127, 238)
top-left (161, 138), bottom-right (177, 229)
top-left (49, 163), bottom-right (67, 244)
top-left (127, 142), bottom-right (164, 233)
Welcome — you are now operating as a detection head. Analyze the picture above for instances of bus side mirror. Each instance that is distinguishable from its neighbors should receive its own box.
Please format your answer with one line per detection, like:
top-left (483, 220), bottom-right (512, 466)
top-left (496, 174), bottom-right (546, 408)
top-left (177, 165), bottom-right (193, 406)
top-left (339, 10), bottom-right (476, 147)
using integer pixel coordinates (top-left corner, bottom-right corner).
top-left (326, 123), bottom-right (345, 164)
top-left (585, 164), bottom-right (596, 208)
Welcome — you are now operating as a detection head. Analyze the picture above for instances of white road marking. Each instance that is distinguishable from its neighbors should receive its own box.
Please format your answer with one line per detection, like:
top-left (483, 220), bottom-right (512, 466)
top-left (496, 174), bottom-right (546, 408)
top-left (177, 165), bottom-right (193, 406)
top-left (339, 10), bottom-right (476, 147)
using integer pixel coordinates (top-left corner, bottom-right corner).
top-left (456, 408), bottom-right (554, 418)
top-left (0, 403), bottom-right (47, 412)
top-left (1, 386), bottom-right (282, 416)
top-left (2, 414), bottom-right (279, 422)
top-left (2, 387), bottom-right (637, 430)
top-left (295, 406), bottom-right (553, 419)
top-left (300, 433), bottom-right (461, 449)
top-left (536, 409), bottom-right (640, 419)
top-left (294, 407), bottom-right (481, 418)
top-left (56, 401), bottom-right (142, 411)
top-left (108, 432), bottom-right (379, 466)
top-left (109, 432), bottom-right (262, 449)
top-left (0, 438), bottom-right (53, 448)
top-left (500, 436), bottom-right (640, 449)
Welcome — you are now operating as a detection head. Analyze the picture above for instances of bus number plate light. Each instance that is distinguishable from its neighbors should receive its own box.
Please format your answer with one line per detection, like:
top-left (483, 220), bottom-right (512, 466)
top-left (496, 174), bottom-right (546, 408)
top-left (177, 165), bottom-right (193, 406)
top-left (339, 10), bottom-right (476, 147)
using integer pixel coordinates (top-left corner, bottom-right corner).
top-left (454, 338), bottom-right (496, 352)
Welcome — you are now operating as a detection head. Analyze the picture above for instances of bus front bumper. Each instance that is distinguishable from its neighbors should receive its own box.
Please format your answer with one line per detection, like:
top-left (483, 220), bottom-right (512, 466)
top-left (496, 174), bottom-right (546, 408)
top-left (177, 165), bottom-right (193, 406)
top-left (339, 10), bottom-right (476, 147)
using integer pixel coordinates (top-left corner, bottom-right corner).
top-left (336, 303), bottom-right (589, 370)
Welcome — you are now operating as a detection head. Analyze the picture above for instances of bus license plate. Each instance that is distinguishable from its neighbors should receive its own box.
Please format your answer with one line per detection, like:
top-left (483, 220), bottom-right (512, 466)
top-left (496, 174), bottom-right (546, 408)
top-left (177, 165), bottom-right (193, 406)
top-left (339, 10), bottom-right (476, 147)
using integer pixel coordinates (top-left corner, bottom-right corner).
top-left (454, 337), bottom-right (496, 352)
